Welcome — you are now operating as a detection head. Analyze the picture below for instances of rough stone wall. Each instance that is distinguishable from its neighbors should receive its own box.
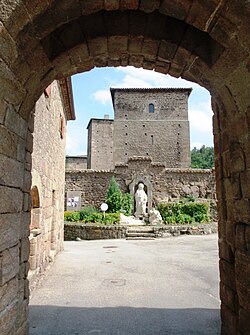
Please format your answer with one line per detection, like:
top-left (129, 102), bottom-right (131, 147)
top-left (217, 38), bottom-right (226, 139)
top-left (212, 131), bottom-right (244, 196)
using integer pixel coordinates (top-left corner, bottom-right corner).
top-left (112, 89), bottom-right (191, 168)
top-left (29, 81), bottom-right (67, 290)
top-left (0, 2), bottom-right (250, 335)
top-left (65, 157), bottom-right (216, 219)
top-left (87, 119), bottom-right (114, 170)
top-left (66, 156), bottom-right (87, 170)
top-left (64, 223), bottom-right (218, 241)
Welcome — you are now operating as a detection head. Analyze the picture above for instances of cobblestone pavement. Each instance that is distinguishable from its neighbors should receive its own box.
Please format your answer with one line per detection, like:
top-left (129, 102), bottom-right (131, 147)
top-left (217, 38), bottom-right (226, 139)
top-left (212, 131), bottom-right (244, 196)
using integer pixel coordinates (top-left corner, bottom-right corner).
top-left (29, 235), bottom-right (220, 335)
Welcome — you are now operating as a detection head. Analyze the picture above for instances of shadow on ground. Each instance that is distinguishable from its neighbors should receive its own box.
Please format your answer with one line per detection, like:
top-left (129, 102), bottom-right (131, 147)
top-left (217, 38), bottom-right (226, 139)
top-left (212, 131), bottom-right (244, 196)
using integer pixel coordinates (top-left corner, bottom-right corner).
top-left (29, 305), bottom-right (220, 335)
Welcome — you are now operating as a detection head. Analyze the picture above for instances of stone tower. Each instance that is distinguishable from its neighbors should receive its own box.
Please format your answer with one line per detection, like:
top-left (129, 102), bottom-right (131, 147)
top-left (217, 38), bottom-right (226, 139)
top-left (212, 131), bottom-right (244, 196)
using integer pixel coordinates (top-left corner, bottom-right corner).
top-left (111, 88), bottom-right (192, 168)
top-left (87, 116), bottom-right (114, 170)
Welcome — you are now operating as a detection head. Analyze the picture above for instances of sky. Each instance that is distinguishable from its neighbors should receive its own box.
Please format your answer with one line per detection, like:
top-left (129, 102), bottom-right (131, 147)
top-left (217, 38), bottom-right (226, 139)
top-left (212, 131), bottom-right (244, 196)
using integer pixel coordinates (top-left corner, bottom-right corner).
top-left (66, 66), bottom-right (213, 156)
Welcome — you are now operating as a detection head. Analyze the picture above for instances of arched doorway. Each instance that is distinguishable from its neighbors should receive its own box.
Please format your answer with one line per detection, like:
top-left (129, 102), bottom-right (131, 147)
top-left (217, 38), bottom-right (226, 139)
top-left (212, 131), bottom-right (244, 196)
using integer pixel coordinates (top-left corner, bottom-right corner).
top-left (0, 2), bottom-right (249, 334)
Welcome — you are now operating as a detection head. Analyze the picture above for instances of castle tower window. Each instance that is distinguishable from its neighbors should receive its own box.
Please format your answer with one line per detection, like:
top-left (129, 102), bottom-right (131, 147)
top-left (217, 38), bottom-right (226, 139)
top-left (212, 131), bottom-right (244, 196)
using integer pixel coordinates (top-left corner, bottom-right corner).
top-left (149, 103), bottom-right (154, 113)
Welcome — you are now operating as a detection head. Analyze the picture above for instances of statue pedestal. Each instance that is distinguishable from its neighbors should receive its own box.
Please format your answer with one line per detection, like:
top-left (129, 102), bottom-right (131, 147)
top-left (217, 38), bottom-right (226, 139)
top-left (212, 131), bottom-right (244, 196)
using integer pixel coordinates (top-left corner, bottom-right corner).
top-left (120, 214), bottom-right (146, 225)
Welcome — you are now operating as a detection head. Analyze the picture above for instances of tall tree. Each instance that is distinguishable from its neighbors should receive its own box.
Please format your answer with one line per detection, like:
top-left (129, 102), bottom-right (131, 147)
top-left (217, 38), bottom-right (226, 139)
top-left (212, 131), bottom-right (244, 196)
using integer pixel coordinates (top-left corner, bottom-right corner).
top-left (191, 146), bottom-right (214, 169)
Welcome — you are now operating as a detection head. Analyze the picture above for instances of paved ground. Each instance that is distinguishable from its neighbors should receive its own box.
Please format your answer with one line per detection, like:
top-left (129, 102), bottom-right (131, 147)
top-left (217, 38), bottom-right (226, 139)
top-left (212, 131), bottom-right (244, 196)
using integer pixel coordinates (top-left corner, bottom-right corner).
top-left (29, 235), bottom-right (220, 335)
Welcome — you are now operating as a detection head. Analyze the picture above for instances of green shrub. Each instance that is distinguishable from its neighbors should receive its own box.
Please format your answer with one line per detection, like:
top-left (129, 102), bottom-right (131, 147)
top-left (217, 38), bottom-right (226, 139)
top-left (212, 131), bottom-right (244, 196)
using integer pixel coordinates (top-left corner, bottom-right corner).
top-left (106, 177), bottom-right (123, 213)
top-left (64, 209), bottom-right (120, 225)
top-left (79, 206), bottom-right (98, 220)
top-left (64, 211), bottom-right (81, 222)
top-left (157, 201), bottom-right (210, 224)
top-left (121, 192), bottom-right (133, 216)
top-left (106, 176), bottom-right (133, 215)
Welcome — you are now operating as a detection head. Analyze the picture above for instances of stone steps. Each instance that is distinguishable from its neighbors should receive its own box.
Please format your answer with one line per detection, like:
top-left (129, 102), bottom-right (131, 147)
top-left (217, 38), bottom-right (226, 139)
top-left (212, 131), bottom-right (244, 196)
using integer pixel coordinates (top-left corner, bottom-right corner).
top-left (126, 226), bottom-right (156, 240)
top-left (126, 232), bottom-right (156, 238)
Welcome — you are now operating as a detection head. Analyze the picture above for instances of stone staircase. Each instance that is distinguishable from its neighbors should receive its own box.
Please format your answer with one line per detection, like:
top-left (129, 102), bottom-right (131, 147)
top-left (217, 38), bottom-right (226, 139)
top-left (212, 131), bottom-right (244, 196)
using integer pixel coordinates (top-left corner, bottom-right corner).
top-left (126, 226), bottom-right (156, 240)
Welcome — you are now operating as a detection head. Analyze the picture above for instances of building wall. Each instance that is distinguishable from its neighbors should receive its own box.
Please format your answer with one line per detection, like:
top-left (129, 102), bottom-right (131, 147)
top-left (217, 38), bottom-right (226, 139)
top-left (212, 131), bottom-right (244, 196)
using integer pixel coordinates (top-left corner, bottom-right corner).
top-left (112, 88), bottom-right (191, 168)
top-left (65, 157), bottom-right (216, 220)
top-left (87, 119), bottom-right (114, 170)
top-left (66, 156), bottom-right (87, 170)
top-left (29, 81), bottom-right (67, 290)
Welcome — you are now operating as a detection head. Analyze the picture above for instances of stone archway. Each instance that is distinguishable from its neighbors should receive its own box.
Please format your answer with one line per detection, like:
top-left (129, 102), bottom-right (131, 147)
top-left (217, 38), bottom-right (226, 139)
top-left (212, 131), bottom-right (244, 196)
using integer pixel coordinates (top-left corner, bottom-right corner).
top-left (0, 2), bottom-right (250, 334)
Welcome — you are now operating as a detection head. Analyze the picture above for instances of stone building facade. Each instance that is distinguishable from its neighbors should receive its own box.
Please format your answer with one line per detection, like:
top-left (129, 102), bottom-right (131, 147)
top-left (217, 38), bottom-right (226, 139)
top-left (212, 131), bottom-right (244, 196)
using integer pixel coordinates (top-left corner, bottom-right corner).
top-left (66, 155), bottom-right (87, 170)
top-left (29, 79), bottom-right (75, 290)
top-left (87, 116), bottom-right (114, 170)
top-left (84, 88), bottom-right (191, 170)
top-left (112, 88), bottom-right (191, 168)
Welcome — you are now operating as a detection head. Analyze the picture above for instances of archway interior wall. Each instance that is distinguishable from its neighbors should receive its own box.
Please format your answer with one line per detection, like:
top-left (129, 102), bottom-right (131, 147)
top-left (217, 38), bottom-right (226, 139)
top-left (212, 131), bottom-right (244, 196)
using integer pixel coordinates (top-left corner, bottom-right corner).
top-left (28, 80), bottom-right (66, 291)
top-left (0, 2), bottom-right (250, 335)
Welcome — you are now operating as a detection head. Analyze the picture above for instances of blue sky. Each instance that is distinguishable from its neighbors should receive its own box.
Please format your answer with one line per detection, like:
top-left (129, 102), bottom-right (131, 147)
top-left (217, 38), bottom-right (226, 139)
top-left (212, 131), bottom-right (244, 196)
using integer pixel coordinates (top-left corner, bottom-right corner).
top-left (66, 66), bottom-right (213, 156)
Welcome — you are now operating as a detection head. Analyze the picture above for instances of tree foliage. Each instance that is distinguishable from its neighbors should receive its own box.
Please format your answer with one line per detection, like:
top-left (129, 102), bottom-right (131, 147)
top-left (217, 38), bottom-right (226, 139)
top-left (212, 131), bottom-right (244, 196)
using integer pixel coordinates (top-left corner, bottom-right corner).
top-left (106, 177), bottom-right (133, 215)
top-left (191, 145), bottom-right (214, 169)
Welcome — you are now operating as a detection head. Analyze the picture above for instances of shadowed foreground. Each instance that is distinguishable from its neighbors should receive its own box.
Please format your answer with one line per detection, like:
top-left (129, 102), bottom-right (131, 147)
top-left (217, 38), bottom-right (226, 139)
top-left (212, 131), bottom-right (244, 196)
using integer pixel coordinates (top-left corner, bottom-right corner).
top-left (29, 236), bottom-right (220, 334)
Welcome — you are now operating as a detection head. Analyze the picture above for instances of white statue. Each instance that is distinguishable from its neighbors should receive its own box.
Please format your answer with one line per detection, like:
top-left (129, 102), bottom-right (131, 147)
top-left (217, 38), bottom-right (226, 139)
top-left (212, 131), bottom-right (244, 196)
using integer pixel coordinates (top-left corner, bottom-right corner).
top-left (149, 208), bottom-right (163, 225)
top-left (134, 183), bottom-right (147, 217)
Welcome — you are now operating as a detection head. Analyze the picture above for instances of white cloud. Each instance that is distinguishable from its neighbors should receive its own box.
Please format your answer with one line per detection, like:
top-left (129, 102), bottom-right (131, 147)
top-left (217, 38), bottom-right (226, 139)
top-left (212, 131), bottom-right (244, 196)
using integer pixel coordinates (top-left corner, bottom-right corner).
top-left (66, 125), bottom-right (87, 156)
top-left (189, 101), bottom-right (213, 134)
top-left (92, 89), bottom-right (112, 104)
top-left (116, 66), bottom-right (200, 89)
top-left (113, 74), bottom-right (153, 88)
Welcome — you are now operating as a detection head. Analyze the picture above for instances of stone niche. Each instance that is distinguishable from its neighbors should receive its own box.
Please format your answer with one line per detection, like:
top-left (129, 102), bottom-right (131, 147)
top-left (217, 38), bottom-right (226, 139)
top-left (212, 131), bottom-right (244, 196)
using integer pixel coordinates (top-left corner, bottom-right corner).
top-left (128, 174), bottom-right (153, 213)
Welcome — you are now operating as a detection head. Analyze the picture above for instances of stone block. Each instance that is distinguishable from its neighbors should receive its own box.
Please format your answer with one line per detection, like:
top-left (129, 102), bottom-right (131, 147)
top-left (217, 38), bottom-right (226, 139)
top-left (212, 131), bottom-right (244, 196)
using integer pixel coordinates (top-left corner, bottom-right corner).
top-left (0, 300), bottom-right (18, 335)
top-left (19, 212), bottom-right (30, 239)
top-left (23, 192), bottom-right (31, 212)
top-left (29, 255), bottom-right (37, 271)
top-left (104, 0), bottom-right (119, 11)
top-left (0, 213), bottom-right (20, 253)
top-left (236, 280), bottom-right (250, 311)
top-left (0, 155), bottom-right (24, 188)
top-left (4, 104), bottom-right (27, 140)
top-left (229, 141), bottom-right (246, 173)
top-left (15, 320), bottom-right (29, 335)
top-left (120, 0), bottom-right (139, 10)
top-left (239, 307), bottom-right (250, 334)
top-left (0, 125), bottom-right (18, 159)
top-left (0, 58), bottom-right (25, 105)
top-left (235, 251), bottom-right (250, 287)
top-left (0, 186), bottom-right (23, 214)
top-left (0, 277), bottom-right (18, 313)
top-left (0, 245), bottom-right (19, 285)
top-left (15, 297), bottom-right (28, 332)
top-left (219, 238), bottom-right (234, 263)
top-left (233, 199), bottom-right (250, 224)
top-left (220, 282), bottom-right (238, 313)
top-left (158, 40), bottom-right (177, 63)
top-left (235, 224), bottom-right (247, 253)
top-left (159, 0), bottom-right (191, 20)
top-left (220, 259), bottom-right (236, 291)
top-left (88, 37), bottom-right (108, 57)
top-left (81, 0), bottom-right (103, 14)
top-left (186, 1), bottom-right (220, 31)
top-left (25, 130), bottom-right (33, 153)
top-left (140, 0), bottom-right (160, 12)
top-left (142, 38), bottom-right (159, 60)
top-left (240, 169), bottom-right (250, 199)
top-left (22, 170), bottom-right (32, 192)
top-left (20, 238), bottom-right (30, 264)
top-left (0, 98), bottom-right (7, 124)
top-left (108, 36), bottom-right (128, 55)
top-left (221, 303), bottom-right (238, 335)
top-left (17, 137), bottom-right (26, 162)
top-left (0, 22), bottom-right (18, 65)
top-left (29, 240), bottom-right (37, 256)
